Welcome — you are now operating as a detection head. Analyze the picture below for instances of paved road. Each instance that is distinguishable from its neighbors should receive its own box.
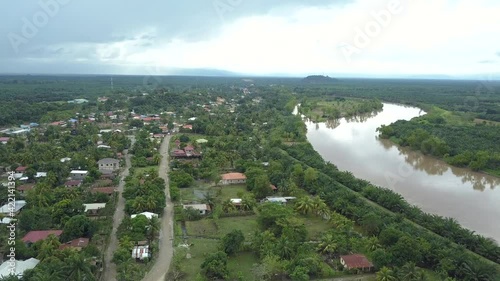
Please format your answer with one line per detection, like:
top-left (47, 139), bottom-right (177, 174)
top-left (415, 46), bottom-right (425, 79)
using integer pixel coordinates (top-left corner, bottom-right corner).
top-left (142, 135), bottom-right (174, 281)
top-left (102, 135), bottom-right (135, 281)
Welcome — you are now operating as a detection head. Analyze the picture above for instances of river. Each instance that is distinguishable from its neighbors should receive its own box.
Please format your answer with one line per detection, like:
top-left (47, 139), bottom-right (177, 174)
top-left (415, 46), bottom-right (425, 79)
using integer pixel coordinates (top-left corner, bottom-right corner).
top-left (300, 103), bottom-right (500, 241)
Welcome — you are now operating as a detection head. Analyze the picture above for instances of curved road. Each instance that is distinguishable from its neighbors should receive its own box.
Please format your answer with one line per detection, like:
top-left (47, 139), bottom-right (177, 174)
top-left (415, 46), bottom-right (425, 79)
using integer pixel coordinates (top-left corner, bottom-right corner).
top-left (103, 135), bottom-right (135, 281)
top-left (142, 135), bottom-right (174, 281)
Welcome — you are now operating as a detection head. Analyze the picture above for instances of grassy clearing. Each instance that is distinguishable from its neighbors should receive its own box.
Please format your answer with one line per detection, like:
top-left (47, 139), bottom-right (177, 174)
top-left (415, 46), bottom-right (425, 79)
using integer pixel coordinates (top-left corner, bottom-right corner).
top-left (134, 165), bottom-right (158, 175)
top-left (227, 252), bottom-right (260, 281)
top-left (185, 219), bottom-right (218, 238)
top-left (300, 215), bottom-right (333, 240)
top-left (217, 216), bottom-right (259, 240)
top-left (182, 238), bottom-right (219, 280)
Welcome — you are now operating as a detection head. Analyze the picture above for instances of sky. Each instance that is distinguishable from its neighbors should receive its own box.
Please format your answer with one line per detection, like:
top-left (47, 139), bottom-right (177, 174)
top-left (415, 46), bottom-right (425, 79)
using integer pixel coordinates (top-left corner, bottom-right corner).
top-left (1, 0), bottom-right (500, 78)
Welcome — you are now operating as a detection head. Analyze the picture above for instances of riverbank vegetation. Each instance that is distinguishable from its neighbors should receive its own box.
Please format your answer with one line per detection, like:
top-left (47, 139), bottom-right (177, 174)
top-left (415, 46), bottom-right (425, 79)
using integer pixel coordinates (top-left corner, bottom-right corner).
top-left (298, 97), bottom-right (383, 122)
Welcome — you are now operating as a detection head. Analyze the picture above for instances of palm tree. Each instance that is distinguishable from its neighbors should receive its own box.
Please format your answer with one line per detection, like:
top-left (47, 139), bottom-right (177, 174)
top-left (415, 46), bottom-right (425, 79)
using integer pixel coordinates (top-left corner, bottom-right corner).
top-left (144, 196), bottom-right (158, 211)
top-left (153, 154), bottom-right (161, 165)
top-left (222, 199), bottom-right (236, 213)
top-left (376, 267), bottom-right (396, 281)
top-left (366, 236), bottom-right (382, 252)
top-left (61, 253), bottom-right (95, 281)
top-left (146, 216), bottom-right (161, 257)
top-left (241, 195), bottom-right (256, 211)
top-left (399, 262), bottom-right (419, 280)
top-left (276, 237), bottom-right (294, 260)
top-left (294, 196), bottom-right (314, 215)
top-left (132, 197), bottom-right (148, 213)
top-left (203, 192), bottom-right (216, 210)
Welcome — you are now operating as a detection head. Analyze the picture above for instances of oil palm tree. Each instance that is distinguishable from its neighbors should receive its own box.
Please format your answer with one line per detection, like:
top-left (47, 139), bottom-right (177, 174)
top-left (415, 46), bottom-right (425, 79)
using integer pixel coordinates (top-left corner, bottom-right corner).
top-left (294, 196), bottom-right (314, 215)
top-left (317, 233), bottom-right (338, 258)
top-left (376, 266), bottom-right (396, 281)
top-left (61, 253), bottom-right (95, 281)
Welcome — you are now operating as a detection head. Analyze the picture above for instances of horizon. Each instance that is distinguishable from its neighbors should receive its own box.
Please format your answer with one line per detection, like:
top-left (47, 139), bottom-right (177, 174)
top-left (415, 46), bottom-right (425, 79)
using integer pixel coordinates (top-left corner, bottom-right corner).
top-left (2, 0), bottom-right (500, 77)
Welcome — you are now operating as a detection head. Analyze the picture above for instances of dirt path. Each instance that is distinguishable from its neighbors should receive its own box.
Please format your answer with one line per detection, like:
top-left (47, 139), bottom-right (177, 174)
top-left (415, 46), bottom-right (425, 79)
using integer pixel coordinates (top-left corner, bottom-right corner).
top-left (102, 135), bottom-right (135, 281)
top-left (142, 135), bottom-right (174, 281)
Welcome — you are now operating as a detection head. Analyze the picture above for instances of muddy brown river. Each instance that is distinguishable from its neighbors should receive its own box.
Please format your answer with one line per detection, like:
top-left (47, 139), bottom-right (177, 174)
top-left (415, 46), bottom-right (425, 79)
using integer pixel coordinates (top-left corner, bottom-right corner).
top-left (301, 103), bottom-right (500, 241)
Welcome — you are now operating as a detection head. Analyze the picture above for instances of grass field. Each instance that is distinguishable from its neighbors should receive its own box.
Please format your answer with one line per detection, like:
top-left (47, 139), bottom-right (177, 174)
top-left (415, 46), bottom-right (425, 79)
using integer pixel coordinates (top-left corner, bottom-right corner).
top-left (227, 252), bottom-right (260, 281)
top-left (181, 238), bottom-right (219, 280)
top-left (217, 216), bottom-right (259, 239)
top-left (301, 215), bottom-right (333, 240)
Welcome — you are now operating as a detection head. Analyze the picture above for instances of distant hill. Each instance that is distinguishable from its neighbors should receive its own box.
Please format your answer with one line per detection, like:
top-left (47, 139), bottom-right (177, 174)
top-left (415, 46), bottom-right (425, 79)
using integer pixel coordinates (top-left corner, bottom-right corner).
top-left (302, 75), bottom-right (337, 84)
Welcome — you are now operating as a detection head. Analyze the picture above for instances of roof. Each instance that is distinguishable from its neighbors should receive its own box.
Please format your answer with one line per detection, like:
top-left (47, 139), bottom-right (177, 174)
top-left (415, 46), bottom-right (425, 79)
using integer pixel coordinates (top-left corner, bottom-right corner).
top-left (65, 180), bottom-right (82, 186)
top-left (0, 200), bottom-right (27, 214)
top-left (0, 258), bottom-right (40, 278)
top-left (230, 199), bottom-right (242, 204)
top-left (340, 254), bottom-right (373, 269)
top-left (184, 145), bottom-right (194, 151)
top-left (97, 158), bottom-right (119, 165)
top-left (0, 137), bottom-right (10, 142)
top-left (221, 172), bottom-right (247, 180)
top-left (22, 230), bottom-right (63, 243)
top-left (265, 197), bottom-right (287, 203)
top-left (270, 184), bottom-right (278, 190)
top-left (183, 204), bottom-right (211, 211)
top-left (196, 138), bottom-right (208, 143)
top-left (15, 166), bottom-right (27, 172)
top-left (91, 187), bottom-right (116, 195)
top-left (17, 184), bottom-right (35, 192)
top-left (70, 170), bottom-right (88, 174)
top-left (131, 212), bottom-right (159, 220)
top-left (35, 172), bottom-right (47, 178)
top-left (84, 203), bottom-right (106, 212)
top-left (59, 238), bottom-right (90, 250)
top-left (132, 245), bottom-right (150, 259)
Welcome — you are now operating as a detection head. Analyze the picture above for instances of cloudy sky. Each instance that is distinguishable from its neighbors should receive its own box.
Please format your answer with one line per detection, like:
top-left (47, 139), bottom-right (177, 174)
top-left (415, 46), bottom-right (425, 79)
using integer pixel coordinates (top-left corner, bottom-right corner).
top-left (1, 0), bottom-right (499, 77)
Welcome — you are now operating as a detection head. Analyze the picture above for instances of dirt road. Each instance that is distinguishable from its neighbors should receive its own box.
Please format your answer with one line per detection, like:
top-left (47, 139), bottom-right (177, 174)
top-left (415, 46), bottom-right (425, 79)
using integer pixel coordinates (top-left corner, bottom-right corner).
top-left (142, 135), bottom-right (174, 281)
top-left (102, 135), bottom-right (135, 281)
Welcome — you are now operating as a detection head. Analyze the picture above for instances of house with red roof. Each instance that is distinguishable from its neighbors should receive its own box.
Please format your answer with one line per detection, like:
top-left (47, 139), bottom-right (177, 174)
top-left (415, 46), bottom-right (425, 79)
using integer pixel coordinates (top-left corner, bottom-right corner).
top-left (340, 254), bottom-right (374, 272)
top-left (22, 230), bottom-right (63, 244)
top-left (15, 166), bottom-right (27, 172)
top-left (0, 137), bottom-right (10, 144)
top-left (17, 184), bottom-right (35, 195)
top-left (65, 180), bottom-right (83, 188)
top-left (220, 173), bottom-right (247, 185)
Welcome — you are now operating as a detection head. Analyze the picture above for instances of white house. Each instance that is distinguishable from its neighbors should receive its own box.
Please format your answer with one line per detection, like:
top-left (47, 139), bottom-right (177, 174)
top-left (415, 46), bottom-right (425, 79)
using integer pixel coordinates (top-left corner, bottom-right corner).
top-left (83, 203), bottom-right (106, 216)
top-left (131, 212), bottom-right (158, 220)
top-left (70, 170), bottom-right (88, 180)
top-left (183, 204), bottom-right (211, 215)
top-left (0, 258), bottom-right (40, 278)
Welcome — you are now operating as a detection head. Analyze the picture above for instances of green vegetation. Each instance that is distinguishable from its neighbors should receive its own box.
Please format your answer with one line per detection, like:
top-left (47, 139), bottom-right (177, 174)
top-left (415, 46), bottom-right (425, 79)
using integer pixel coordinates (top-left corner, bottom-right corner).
top-left (299, 97), bottom-right (383, 122)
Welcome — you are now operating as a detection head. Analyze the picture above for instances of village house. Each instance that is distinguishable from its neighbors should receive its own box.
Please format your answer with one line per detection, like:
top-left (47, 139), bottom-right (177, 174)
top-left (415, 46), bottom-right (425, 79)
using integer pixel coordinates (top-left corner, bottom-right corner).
top-left (84, 203), bottom-right (106, 216)
top-left (339, 254), bottom-right (374, 272)
top-left (22, 230), bottom-right (63, 244)
top-left (59, 237), bottom-right (90, 251)
top-left (132, 245), bottom-right (151, 261)
top-left (97, 158), bottom-right (120, 173)
top-left (0, 258), bottom-right (40, 279)
top-left (220, 172), bottom-right (247, 185)
top-left (65, 180), bottom-right (83, 188)
top-left (70, 170), bottom-right (88, 180)
top-left (0, 137), bottom-right (9, 144)
top-left (183, 204), bottom-right (211, 215)
top-left (0, 200), bottom-right (27, 215)
top-left (17, 184), bottom-right (35, 196)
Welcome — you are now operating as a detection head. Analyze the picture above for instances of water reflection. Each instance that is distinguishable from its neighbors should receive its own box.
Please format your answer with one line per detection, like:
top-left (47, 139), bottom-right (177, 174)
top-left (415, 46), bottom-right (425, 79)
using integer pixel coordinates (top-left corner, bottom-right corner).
top-left (301, 103), bottom-right (500, 240)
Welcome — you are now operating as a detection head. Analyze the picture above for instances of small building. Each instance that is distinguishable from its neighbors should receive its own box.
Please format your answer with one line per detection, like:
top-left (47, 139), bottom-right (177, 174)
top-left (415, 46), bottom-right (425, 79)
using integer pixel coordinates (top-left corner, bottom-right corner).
top-left (340, 254), bottom-right (374, 272)
top-left (15, 166), bottom-right (27, 173)
top-left (220, 173), bottom-right (247, 185)
top-left (230, 198), bottom-right (242, 206)
top-left (261, 197), bottom-right (287, 204)
top-left (83, 203), bottom-right (106, 216)
top-left (0, 258), bottom-right (40, 278)
top-left (0, 200), bottom-right (27, 215)
top-left (60, 157), bottom-right (72, 163)
top-left (132, 245), bottom-right (151, 260)
top-left (0, 137), bottom-right (10, 144)
top-left (183, 204), bottom-right (211, 215)
top-left (70, 170), bottom-right (88, 180)
top-left (97, 158), bottom-right (120, 173)
top-left (22, 230), bottom-right (63, 244)
top-left (17, 184), bottom-right (35, 195)
top-left (131, 212), bottom-right (159, 220)
top-left (65, 180), bottom-right (83, 188)
top-left (35, 172), bottom-right (47, 178)
top-left (59, 237), bottom-right (89, 251)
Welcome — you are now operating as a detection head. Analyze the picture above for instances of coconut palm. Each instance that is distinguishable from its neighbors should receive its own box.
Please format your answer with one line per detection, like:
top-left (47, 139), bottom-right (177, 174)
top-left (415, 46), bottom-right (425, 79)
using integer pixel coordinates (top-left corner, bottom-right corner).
top-left (146, 216), bottom-right (161, 256)
top-left (376, 267), bottom-right (396, 281)
top-left (241, 195), bottom-right (257, 211)
top-left (222, 199), bottom-right (237, 213)
top-left (317, 233), bottom-right (338, 258)
top-left (399, 262), bottom-right (419, 280)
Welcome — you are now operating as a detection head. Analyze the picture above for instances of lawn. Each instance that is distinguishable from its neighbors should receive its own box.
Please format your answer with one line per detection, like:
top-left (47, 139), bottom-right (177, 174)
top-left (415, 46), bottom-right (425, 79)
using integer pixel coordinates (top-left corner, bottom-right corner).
top-left (181, 238), bottom-right (219, 280)
top-left (134, 165), bottom-right (158, 175)
top-left (185, 219), bottom-right (218, 238)
top-left (210, 184), bottom-right (248, 200)
top-left (301, 215), bottom-right (333, 240)
top-left (217, 216), bottom-right (259, 239)
top-left (227, 252), bottom-right (260, 281)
